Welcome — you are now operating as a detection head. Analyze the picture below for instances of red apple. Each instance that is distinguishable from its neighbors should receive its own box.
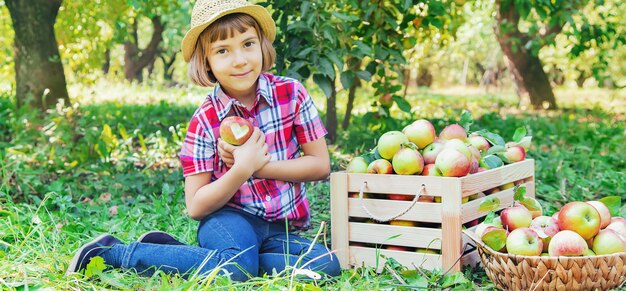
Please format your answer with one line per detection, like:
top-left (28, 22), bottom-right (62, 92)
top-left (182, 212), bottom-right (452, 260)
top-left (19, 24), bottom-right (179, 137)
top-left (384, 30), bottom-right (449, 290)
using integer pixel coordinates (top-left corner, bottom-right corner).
top-left (592, 229), bottom-right (626, 255)
top-left (219, 116), bottom-right (253, 145)
top-left (515, 197), bottom-right (543, 218)
top-left (403, 119), bottom-right (436, 149)
top-left (502, 145), bottom-right (526, 163)
top-left (377, 131), bottom-right (409, 160)
top-left (500, 206), bottom-right (533, 232)
top-left (421, 164), bottom-right (442, 176)
top-left (606, 217), bottom-right (626, 239)
top-left (388, 194), bottom-right (414, 201)
top-left (530, 216), bottom-right (559, 252)
top-left (438, 124), bottom-right (467, 141)
top-left (506, 228), bottom-right (543, 256)
top-left (418, 195), bottom-right (435, 202)
top-left (434, 148), bottom-right (471, 177)
top-left (551, 211), bottom-right (560, 221)
top-left (346, 157), bottom-right (369, 173)
top-left (548, 230), bottom-right (588, 256)
top-left (558, 202), bottom-right (601, 240)
top-left (467, 134), bottom-right (491, 153)
top-left (586, 201), bottom-right (611, 229)
top-left (367, 159), bottom-right (393, 174)
top-left (469, 157), bottom-right (479, 174)
top-left (379, 93), bottom-right (393, 108)
top-left (422, 141), bottom-right (444, 164)
top-left (392, 148), bottom-right (424, 175)
top-left (386, 245), bottom-right (412, 251)
top-left (443, 139), bottom-right (472, 160)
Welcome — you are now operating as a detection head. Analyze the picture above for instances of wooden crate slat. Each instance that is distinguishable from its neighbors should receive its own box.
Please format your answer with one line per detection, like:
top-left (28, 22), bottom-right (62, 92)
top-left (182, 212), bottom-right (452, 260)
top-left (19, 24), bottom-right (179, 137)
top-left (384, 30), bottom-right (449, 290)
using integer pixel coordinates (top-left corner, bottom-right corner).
top-left (349, 246), bottom-right (443, 272)
top-left (460, 159), bottom-right (534, 196)
top-left (441, 181), bottom-right (463, 273)
top-left (348, 198), bottom-right (443, 223)
top-left (330, 172), bottom-right (350, 268)
top-left (347, 174), bottom-right (458, 196)
top-left (349, 222), bottom-right (443, 249)
top-left (460, 181), bottom-right (535, 223)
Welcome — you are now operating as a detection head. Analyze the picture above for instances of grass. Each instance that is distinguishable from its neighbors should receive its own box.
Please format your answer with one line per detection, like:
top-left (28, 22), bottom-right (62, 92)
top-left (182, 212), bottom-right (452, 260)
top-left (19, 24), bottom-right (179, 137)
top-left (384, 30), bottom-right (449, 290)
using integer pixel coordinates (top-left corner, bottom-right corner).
top-left (1, 79), bottom-right (625, 289)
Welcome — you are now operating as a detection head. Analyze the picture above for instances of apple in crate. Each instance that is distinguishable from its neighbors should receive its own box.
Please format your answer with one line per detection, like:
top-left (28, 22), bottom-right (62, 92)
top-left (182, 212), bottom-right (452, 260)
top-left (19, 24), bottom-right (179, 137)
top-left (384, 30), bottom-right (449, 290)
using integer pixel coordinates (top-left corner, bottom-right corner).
top-left (392, 148), bottom-right (424, 175)
top-left (346, 157), bottom-right (369, 173)
top-left (500, 206), bottom-right (533, 231)
top-left (606, 217), bottom-right (626, 239)
top-left (592, 229), bottom-right (626, 255)
top-left (548, 230), bottom-right (588, 256)
top-left (467, 133), bottom-right (490, 152)
top-left (438, 124), bottom-right (467, 141)
top-left (388, 194), bottom-right (414, 201)
top-left (530, 216), bottom-right (559, 252)
top-left (502, 144), bottom-right (526, 163)
top-left (443, 139), bottom-right (472, 160)
top-left (434, 148), bottom-right (471, 177)
top-left (558, 202), bottom-right (601, 240)
top-left (377, 131), bottom-right (408, 160)
top-left (506, 228), bottom-right (543, 256)
top-left (402, 119), bottom-right (436, 149)
top-left (386, 245), bottom-right (412, 251)
top-left (220, 116), bottom-right (253, 145)
top-left (422, 141), bottom-right (444, 164)
top-left (367, 159), bottom-right (393, 174)
top-left (586, 201), bottom-right (612, 229)
top-left (389, 220), bottom-right (418, 227)
top-left (421, 164), bottom-right (442, 176)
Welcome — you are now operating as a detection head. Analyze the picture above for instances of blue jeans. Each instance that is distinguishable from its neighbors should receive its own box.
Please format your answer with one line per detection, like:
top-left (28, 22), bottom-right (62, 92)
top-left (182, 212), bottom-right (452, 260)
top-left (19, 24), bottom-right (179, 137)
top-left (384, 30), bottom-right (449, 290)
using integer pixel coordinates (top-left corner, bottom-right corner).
top-left (101, 207), bottom-right (340, 281)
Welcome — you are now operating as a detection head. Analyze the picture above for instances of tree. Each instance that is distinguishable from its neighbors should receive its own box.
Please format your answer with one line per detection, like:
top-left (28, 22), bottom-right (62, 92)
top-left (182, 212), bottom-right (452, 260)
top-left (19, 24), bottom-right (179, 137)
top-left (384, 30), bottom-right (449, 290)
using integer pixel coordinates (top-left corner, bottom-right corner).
top-left (5, 0), bottom-right (69, 111)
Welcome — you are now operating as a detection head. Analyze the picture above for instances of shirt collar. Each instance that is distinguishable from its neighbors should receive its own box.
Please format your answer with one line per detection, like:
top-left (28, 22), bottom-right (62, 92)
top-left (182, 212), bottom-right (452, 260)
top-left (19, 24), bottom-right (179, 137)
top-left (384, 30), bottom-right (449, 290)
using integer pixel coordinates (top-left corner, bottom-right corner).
top-left (214, 74), bottom-right (274, 121)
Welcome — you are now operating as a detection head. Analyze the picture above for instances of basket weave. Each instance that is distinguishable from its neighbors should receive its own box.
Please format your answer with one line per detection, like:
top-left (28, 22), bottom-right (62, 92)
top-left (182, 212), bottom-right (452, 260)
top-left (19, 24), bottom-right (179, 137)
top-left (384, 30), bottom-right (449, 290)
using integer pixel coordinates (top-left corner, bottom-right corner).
top-left (463, 230), bottom-right (626, 291)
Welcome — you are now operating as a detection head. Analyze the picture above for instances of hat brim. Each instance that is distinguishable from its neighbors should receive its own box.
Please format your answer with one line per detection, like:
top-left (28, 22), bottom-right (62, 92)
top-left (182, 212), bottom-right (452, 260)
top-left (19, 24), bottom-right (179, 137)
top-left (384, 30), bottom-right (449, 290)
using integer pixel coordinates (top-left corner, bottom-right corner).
top-left (182, 5), bottom-right (276, 63)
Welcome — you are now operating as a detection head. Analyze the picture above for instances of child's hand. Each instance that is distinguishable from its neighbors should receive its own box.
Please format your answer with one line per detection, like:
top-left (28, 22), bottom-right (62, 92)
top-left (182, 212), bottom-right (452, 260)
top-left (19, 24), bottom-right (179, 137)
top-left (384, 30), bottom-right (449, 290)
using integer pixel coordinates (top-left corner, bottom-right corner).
top-left (231, 127), bottom-right (270, 175)
top-left (217, 138), bottom-right (235, 168)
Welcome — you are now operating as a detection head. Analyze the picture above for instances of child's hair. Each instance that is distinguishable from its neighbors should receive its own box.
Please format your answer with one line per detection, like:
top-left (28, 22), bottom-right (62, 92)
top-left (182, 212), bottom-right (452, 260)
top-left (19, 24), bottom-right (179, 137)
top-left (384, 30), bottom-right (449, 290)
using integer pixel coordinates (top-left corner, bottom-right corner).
top-left (188, 13), bottom-right (276, 87)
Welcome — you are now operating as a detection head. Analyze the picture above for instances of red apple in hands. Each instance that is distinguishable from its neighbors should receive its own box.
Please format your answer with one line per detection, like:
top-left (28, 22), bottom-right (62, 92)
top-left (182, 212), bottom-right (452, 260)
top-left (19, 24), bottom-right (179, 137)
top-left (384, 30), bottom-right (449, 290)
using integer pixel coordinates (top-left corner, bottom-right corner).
top-left (367, 159), bottom-right (393, 174)
top-left (606, 217), bottom-right (626, 239)
top-left (219, 116), bottom-right (253, 145)
top-left (586, 201), bottom-right (612, 229)
top-left (434, 148), bottom-right (471, 177)
top-left (548, 230), bottom-right (588, 256)
top-left (500, 206), bottom-right (533, 232)
top-left (403, 119), bottom-right (436, 149)
top-left (592, 229), bottom-right (626, 255)
top-left (530, 216), bottom-right (559, 252)
top-left (558, 202), bottom-right (601, 240)
top-left (506, 228), bottom-right (543, 256)
top-left (392, 148), bottom-right (424, 175)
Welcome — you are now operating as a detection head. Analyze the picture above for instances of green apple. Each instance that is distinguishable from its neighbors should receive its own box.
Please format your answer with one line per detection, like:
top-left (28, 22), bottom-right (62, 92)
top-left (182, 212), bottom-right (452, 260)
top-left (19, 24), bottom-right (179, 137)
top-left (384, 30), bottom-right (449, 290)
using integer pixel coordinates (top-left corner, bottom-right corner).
top-left (506, 228), bottom-right (543, 256)
top-left (377, 131), bottom-right (408, 160)
top-left (392, 148), bottom-right (424, 175)
top-left (592, 229), bottom-right (626, 255)
top-left (346, 157), bottom-right (368, 173)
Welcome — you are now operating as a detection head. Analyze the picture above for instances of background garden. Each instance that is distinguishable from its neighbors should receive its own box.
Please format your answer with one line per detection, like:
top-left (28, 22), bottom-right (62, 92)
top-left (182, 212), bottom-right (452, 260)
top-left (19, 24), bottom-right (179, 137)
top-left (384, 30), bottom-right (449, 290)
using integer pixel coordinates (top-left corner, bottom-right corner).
top-left (1, 0), bottom-right (625, 289)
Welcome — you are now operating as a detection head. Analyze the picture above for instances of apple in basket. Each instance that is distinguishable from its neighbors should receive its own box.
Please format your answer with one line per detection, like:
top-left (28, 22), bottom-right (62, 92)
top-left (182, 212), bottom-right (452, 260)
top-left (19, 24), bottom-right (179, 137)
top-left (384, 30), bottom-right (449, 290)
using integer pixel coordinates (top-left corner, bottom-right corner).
top-left (592, 229), bottom-right (626, 255)
top-left (586, 201), bottom-right (612, 229)
top-left (506, 228), bottom-right (543, 256)
top-left (558, 202), bottom-right (601, 240)
top-left (530, 216), bottom-right (559, 252)
top-left (220, 116), bottom-right (253, 145)
top-left (500, 206), bottom-right (532, 232)
top-left (548, 230), bottom-right (588, 256)
top-left (606, 217), bottom-right (626, 238)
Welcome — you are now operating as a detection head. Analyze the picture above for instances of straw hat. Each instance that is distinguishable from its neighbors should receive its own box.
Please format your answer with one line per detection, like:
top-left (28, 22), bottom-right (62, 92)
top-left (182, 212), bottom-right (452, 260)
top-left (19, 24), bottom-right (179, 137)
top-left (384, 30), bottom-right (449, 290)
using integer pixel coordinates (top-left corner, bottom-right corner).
top-left (181, 0), bottom-right (276, 62)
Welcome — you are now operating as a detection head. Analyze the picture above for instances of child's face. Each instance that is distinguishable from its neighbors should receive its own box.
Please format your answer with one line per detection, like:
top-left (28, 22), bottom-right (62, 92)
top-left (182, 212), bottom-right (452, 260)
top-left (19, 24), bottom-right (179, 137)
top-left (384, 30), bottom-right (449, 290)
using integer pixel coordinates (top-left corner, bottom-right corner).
top-left (207, 26), bottom-right (263, 100)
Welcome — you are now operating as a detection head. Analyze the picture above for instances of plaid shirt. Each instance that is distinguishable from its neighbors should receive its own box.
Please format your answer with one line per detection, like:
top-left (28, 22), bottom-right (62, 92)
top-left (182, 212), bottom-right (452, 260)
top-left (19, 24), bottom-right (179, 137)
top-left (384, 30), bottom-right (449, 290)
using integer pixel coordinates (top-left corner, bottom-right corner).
top-left (179, 73), bottom-right (327, 229)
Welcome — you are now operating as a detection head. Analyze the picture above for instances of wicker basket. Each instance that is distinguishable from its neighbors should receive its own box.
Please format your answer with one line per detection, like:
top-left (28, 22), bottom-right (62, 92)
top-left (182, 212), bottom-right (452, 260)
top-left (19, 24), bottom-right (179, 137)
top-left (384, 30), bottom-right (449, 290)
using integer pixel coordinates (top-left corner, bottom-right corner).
top-left (463, 230), bottom-right (626, 291)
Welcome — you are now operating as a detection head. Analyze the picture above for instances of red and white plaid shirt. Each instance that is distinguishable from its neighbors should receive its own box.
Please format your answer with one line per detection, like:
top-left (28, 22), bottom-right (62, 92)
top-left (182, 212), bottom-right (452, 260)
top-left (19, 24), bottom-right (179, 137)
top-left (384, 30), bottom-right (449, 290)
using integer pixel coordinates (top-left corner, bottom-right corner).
top-left (179, 73), bottom-right (327, 229)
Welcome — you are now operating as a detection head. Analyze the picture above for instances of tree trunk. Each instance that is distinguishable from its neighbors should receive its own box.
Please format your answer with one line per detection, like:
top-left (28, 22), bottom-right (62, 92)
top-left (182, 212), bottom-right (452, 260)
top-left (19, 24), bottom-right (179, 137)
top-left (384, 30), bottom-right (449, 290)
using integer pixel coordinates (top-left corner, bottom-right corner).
top-left (102, 48), bottom-right (111, 74)
top-left (123, 16), bottom-right (164, 82)
top-left (326, 77), bottom-right (338, 144)
top-left (161, 54), bottom-right (177, 81)
top-left (494, 1), bottom-right (557, 109)
top-left (6, 0), bottom-right (69, 111)
top-left (342, 58), bottom-right (361, 130)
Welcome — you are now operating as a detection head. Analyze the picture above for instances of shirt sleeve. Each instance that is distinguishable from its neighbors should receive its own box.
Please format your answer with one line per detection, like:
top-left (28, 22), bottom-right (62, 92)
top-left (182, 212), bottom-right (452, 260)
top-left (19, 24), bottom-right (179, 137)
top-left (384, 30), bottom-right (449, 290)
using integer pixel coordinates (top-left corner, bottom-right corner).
top-left (179, 113), bottom-right (215, 177)
top-left (293, 81), bottom-right (328, 144)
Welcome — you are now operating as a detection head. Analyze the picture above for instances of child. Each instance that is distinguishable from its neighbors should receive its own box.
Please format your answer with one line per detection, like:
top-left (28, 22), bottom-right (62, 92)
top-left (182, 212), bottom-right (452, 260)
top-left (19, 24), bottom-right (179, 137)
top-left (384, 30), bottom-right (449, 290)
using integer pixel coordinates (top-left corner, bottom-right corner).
top-left (66, 0), bottom-right (340, 281)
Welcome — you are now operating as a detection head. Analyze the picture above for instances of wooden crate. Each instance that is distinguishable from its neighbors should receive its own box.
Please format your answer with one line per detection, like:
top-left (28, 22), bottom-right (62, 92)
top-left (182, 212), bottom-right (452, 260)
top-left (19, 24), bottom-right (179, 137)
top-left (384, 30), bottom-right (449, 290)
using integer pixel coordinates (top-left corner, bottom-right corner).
top-left (330, 159), bottom-right (535, 273)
